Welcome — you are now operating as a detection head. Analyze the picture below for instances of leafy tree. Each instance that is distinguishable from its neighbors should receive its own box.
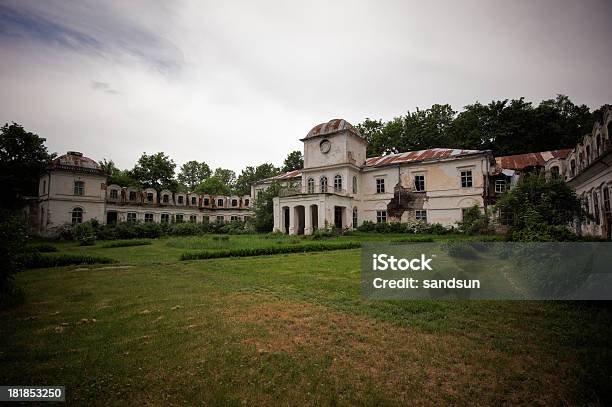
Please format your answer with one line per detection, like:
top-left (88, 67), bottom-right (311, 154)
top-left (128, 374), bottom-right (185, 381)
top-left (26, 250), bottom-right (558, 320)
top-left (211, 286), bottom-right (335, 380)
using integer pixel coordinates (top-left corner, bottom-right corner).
top-left (99, 159), bottom-right (137, 186)
top-left (131, 152), bottom-right (178, 192)
top-left (234, 163), bottom-right (280, 196)
top-left (0, 123), bottom-right (54, 207)
top-left (252, 181), bottom-right (281, 232)
top-left (177, 160), bottom-right (211, 191)
top-left (212, 168), bottom-right (236, 189)
top-left (496, 174), bottom-right (582, 241)
top-left (0, 211), bottom-right (27, 307)
top-left (282, 151), bottom-right (303, 172)
top-left (195, 176), bottom-right (231, 196)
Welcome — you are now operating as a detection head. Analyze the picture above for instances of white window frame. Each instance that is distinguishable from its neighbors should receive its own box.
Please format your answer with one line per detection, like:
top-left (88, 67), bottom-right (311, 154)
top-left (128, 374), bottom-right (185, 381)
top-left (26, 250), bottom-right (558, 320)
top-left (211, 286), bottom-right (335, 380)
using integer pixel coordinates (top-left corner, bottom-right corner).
top-left (71, 207), bottom-right (83, 224)
top-left (415, 209), bottom-right (427, 222)
top-left (307, 178), bottom-right (315, 193)
top-left (333, 174), bottom-right (342, 192)
top-left (127, 212), bottom-right (137, 222)
top-left (376, 210), bottom-right (387, 223)
top-left (161, 213), bottom-right (170, 223)
top-left (74, 181), bottom-right (84, 196)
top-left (495, 179), bottom-right (506, 193)
top-left (144, 213), bottom-right (154, 223)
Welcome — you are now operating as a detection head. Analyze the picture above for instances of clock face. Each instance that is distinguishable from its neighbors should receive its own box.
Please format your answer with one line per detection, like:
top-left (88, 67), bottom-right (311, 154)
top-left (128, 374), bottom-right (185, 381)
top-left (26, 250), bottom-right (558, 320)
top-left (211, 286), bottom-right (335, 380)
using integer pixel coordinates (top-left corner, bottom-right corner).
top-left (320, 139), bottom-right (331, 154)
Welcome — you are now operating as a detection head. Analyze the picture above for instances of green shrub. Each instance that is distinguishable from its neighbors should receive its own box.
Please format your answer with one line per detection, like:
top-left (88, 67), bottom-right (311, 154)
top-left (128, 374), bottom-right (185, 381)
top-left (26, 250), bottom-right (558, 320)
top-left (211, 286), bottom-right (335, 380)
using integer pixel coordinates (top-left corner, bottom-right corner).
top-left (457, 205), bottom-right (491, 235)
top-left (74, 221), bottom-right (96, 246)
top-left (25, 253), bottom-right (115, 268)
top-left (26, 243), bottom-right (58, 253)
top-left (0, 212), bottom-right (28, 308)
top-left (101, 239), bottom-right (152, 248)
top-left (357, 221), bottom-right (376, 232)
top-left (181, 241), bottom-right (361, 260)
top-left (168, 222), bottom-right (202, 236)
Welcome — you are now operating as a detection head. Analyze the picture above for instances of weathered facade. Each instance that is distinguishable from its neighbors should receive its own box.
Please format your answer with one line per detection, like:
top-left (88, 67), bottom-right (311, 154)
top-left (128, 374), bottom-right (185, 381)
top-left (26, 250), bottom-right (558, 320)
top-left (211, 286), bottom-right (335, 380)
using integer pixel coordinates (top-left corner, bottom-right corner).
top-left (259, 119), bottom-right (494, 235)
top-left (37, 152), bottom-right (251, 236)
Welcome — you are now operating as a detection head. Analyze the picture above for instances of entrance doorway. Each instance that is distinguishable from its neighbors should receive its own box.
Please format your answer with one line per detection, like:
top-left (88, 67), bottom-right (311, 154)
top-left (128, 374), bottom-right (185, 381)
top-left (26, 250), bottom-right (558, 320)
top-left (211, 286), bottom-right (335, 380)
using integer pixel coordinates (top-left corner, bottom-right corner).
top-left (282, 206), bottom-right (290, 234)
top-left (294, 205), bottom-right (305, 235)
top-left (334, 206), bottom-right (344, 229)
top-left (106, 211), bottom-right (118, 225)
top-left (310, 204), bottom-right (318, 232)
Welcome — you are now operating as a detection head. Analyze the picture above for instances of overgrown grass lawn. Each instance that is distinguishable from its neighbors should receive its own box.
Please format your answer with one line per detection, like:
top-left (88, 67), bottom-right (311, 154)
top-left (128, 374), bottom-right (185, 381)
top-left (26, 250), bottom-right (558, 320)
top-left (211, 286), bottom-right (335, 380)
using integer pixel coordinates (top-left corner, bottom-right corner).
top-left (1, 234), bottom-right (610, 405)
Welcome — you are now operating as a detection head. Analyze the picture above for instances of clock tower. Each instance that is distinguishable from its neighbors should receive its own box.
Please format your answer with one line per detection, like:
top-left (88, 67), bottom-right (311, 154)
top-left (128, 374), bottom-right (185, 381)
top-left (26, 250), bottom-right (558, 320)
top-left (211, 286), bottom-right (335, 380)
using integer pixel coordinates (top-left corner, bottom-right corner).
top-left (301, 119), bottom-right (367, 169)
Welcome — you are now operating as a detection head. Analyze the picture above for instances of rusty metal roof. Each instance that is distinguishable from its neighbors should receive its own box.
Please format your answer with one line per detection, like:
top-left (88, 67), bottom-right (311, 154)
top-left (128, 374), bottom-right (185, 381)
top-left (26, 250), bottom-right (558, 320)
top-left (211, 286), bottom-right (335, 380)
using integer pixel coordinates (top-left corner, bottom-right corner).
top-left (303, 119), bottom-right (362, 140)
top-left (365, 148), bottom-right (486, 167)
top-left (51, 151), bottom-right (103, 173)
top-left (495, 149), bottom-right (571, 171)
top-left (272, 170), bottom-right (302, 180)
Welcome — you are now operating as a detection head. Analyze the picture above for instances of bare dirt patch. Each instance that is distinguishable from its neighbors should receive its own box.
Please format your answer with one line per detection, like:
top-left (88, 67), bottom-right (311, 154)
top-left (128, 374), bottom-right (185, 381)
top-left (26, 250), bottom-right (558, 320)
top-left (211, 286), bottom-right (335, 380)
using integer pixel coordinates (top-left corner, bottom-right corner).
top-left (221, 293), bottom-right (573, 405)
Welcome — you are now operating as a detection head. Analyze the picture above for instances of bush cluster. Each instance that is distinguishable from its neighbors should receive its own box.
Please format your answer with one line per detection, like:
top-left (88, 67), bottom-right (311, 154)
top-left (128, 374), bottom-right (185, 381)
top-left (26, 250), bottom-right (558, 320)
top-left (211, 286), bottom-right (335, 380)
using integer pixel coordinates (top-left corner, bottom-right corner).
top-left (181, 241), bottom-right (361, 260)
top-left (357, 220), bottom-right (453, 234)
top-left (61, 219), bottom-right (253, 242)
top-left (100, 239), bottom-right (152, 248)
top-left (0, 212), bottom-right (28, 308)
top-left (25, 253), bottom-right (115, 268)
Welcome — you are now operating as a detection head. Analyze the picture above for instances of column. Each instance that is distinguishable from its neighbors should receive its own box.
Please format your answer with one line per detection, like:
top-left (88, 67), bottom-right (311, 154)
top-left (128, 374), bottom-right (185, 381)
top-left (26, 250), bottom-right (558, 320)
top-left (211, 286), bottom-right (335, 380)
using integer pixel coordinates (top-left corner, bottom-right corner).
top-left (288, 205), bottom-right (296, 235)
top-left (304, 204), bottom-right (313, 235)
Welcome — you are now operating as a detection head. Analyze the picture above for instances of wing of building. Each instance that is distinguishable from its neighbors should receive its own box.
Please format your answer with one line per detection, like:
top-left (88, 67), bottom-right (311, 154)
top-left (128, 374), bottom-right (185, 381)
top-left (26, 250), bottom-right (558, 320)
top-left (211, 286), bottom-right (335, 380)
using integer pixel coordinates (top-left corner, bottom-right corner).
top-left (254, 118), bottom-right (495, 235)
top-left (36, 152), bottom-right (252, 236)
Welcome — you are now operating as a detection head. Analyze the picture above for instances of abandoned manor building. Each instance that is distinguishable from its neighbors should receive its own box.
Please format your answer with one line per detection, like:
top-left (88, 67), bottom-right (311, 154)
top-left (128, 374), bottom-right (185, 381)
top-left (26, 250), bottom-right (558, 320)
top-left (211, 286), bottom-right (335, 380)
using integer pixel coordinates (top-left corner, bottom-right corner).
top-left (31, 108), bottom-right (612, 239)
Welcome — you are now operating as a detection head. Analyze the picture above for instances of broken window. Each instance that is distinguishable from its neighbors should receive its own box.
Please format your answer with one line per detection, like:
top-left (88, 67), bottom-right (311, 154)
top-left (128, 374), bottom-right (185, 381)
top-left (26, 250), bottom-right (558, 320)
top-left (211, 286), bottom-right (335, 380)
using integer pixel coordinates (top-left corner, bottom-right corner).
top-left (147, 192), bottom-right (154, 202)
top-left (144, 213), bottom-right (154, 223)
top-left (232, 199), bottom-right (238, 207)
top-left (191, 196), bottom-right (196, 205)
top-left (415, 210), bottom-right (427, 222)
top-left (217, 198), bottom-right (224, 207)
top-left (216, 216), bottom-right (224, 223)
top-left (74, 181), bottom-right (84, 196)
top-left (71, 207), bottom-right (83, 224)
top-left (231, 216), bottom-right (240, 221)
top-left (127, 212), bottom-right (137, 222)
top-left (604, 187), bottom-right (610, 214)
top-left (376, 178), bottom-right (385, 194)
top-left (163, 194), bottom-right (169, 203)
top-left (129, 191), bottom-right (137, 201)
top-left (460, 170), bottom-right (473, 188)
top-left (175, 214), bottom-right (184, 223)
top-left (334, 175), bottom-right (342, 192)
top-left (244, 199), bottom-right (249, 206)
top-left (161, 213), bottom-right (170, 223)
top-left (190, 214), bottom-right (197, 223)
top-left (307, 178), bottom-right (315, 193)
top-left (110, 189), bottom-right (118, 199)
top-left (178, 196), bottom-right (184, 204)
top-left (204, 198), bottom-right (210, 206)
top-left (320, 176), bottom-right (328, 192)
top-left (414, 175), bottom-right (425, 192)
top-left (376, 210), bottom-right (387, 223)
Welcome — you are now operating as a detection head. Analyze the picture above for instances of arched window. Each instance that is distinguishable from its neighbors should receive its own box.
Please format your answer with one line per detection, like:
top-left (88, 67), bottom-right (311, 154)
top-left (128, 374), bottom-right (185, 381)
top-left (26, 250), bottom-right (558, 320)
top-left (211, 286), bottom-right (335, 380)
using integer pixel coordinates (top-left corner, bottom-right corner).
top-left (596, 134), bottom-right (602, 156)
top-left (570, 160), bottom-right (576, 176)
top-left (71, 207), bottom-right (83, 225)
top-left (320, 176), bottom-right (328, 193)
top-left (586, 145), bottom-right (591, 164)
top-left (352, 207), bottom-right (358, 228)
top-left (334, 175), bottom-right (342, 192)
top-left (352, 176), bottom-right (357, 194)
top-left (307, 178), bottom-right (315, 193)
top-left (550, 166), bottom-right (560, 177)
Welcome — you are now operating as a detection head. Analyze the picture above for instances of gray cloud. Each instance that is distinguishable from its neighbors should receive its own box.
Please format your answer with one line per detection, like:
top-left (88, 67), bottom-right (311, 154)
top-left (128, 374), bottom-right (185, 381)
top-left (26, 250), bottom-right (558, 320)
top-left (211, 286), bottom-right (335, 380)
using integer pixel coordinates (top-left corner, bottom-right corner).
top-left (0, 0), bottom-right (611, 173)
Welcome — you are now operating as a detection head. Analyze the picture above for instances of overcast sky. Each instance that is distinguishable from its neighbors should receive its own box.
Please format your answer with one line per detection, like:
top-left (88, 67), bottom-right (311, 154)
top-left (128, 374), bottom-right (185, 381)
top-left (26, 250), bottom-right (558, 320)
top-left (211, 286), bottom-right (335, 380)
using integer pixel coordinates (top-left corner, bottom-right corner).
top-left (1, 0), bottom-right (611, 173)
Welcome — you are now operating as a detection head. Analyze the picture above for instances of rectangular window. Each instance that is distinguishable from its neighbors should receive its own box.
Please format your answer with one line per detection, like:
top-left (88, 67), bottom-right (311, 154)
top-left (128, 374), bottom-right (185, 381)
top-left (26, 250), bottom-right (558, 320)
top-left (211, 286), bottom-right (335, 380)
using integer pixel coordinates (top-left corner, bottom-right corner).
top-left (376, 210), bottom-right (387, 223)
top-left (178, 196), bottom-right (184, 204)
top-left (175, 214), bottom-right (184, 223)
top-left (352, 208), bottom-right (358, 228)
top-left (129, 191), bottom-right (137, 201)
top-left (74, 181), bottom-right (84, 196)
top-left (244, 199), bottom-right (249, 206)
top-left (495, 179), bottom-right (506, 193)
top-left (147, 192), bottom-right (154, 202)
top-left (204, 198), bottom-right (210, 206)
top-left (217, 199), bottom-right (224, 207)
top-left (232, 199), bottom-right (238, 207)
top-left (414, 175), bottom-right (425, 192)
top-left (110, 189), bottom-right (118, 199)
top-left (127, 212), bottom-right (137, 222)
top-left (161, 213), bottom-right (170, 223)
top-left (190, 214), bottom-right (197, 223)
top-left (461, 170), bottom-right (473, 188)
top-left (191, 196), bottom-right (196, 205)
top-left (415, 210), bottom-right (427, 222)
top-left (376, 178), bottom-right (385, 194)
top-left (144, 213), bottom-right (154, 223)
top-left (230, 216), bottom-right (240, 221)
top-left (42, 180), bottom-right (46, 194)
top-left (203, 215), bottom-right (210, 223)
top-left (216, 216), bottom-right (224, 223)
top-left (163, 194), bottom-right (169, 203)
top-left (604, 188), bottom-right (611, 213)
